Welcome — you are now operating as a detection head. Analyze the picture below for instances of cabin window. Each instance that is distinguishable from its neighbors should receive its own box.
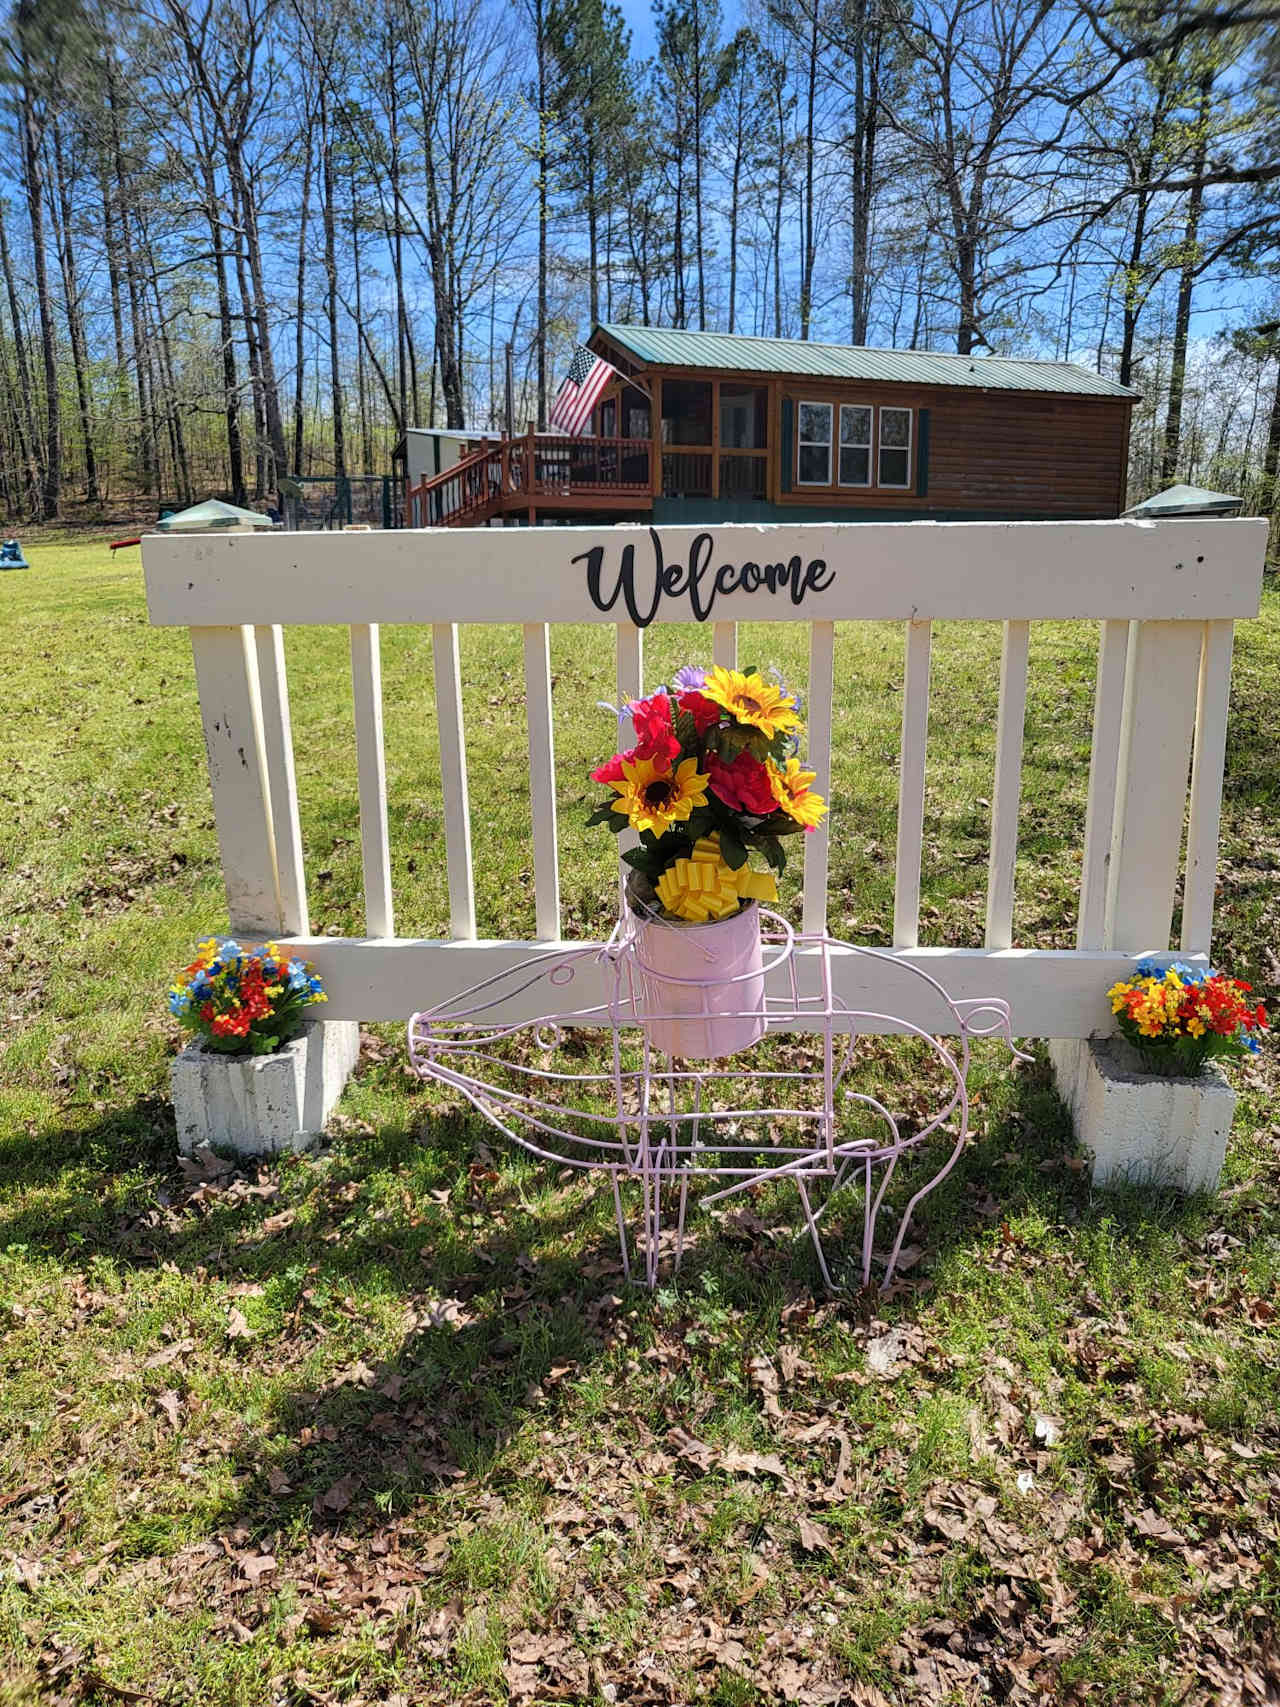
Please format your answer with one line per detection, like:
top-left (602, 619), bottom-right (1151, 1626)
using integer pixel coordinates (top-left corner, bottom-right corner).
top-left (599, 398), bottom-right (617, 438)
top-left (879, 407), bottom-right (912, 487)
top-left (838, 405), bottom-right (872, 487)
top-left (797, 402), bottom-right (832, 484)
top-left (720, 385), bottom-right (768, 449)
top-left (662, 379), bottom-right (713, 446)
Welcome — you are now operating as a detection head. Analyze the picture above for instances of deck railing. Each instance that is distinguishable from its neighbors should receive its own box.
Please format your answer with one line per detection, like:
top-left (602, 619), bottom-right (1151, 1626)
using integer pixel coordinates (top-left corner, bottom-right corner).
top-left (408, 433), bottom-right (653, 525)
top-left (142, 519), bottom-right (1266, 1035)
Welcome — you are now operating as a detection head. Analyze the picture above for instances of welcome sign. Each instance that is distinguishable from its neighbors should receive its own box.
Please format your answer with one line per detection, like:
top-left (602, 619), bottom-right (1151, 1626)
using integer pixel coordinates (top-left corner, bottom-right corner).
top-left (576, 528), bottom-right (836, 627)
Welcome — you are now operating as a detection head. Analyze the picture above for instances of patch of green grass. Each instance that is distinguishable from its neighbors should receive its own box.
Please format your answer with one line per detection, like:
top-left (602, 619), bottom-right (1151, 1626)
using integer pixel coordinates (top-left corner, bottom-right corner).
top-left (2, 531), bottom-right (1279, 1703)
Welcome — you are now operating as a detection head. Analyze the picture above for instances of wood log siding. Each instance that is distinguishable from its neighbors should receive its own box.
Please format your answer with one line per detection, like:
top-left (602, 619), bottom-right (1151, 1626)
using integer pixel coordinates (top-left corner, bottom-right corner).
top-left (772, 382), bottom-right (1130, 517)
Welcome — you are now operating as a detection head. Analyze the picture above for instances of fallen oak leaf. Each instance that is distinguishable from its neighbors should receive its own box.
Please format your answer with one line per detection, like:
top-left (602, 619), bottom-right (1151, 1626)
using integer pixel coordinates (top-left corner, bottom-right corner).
top-left (797, 1516), bottom-right (834, 1556)
top-left (314, 1473), bottom-right (359, 1516)
top-left (144, 1338), bottom-right (195, 1369)
top-left (225, 1306), bottom-right (254, 1341)
top-left (747, 1354), bottom-right (784, 1419)
top-left (155, 1390), bottom-right (182, 1432)
top-left (240, 1553), bottom-right (276, 1584)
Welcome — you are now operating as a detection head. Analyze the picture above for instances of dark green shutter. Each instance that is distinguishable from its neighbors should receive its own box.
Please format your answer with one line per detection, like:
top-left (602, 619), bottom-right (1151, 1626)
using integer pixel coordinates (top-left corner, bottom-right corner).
top-left (780, 397), bottom-right (794, 494)
top-left (916, 407), bottom-right (930, 498)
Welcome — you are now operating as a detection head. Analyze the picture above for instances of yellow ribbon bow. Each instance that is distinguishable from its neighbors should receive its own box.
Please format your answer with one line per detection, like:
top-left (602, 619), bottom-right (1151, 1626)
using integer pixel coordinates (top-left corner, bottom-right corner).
top-left (654, 835), bottom-right (779, 922)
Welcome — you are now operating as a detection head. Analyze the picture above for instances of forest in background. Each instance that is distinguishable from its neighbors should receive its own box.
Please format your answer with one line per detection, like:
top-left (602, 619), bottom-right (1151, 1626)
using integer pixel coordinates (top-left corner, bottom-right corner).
top-left (1, 0), bottom-right (1278, 533)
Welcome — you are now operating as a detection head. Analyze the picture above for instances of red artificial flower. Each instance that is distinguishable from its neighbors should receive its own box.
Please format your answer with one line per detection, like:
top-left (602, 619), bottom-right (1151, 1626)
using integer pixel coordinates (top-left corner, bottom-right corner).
top-left (628, 692), bottom-right (681, 769)
top-left (591, 747), bottom-right (635, 785)
top-left (678, 689), bottom-right (722, 734)
top-left (706, 750), bottom-right (777, 817)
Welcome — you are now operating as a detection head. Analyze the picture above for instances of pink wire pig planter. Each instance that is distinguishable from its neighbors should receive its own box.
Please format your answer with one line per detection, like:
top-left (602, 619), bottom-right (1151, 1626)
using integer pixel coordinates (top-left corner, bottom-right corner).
top-left (407, 914), bottom-right (1031, 1291)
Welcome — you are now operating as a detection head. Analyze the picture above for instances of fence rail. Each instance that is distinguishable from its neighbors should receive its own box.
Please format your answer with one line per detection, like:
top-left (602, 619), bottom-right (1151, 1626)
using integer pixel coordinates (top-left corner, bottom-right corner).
top-left (143, 519), bottom-right (1267, 1037)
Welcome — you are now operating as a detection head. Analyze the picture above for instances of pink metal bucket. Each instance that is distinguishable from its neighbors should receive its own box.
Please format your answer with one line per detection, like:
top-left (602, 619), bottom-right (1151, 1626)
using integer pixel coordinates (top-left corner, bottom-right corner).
top-left (631, 900), bottom-right (767, 1059)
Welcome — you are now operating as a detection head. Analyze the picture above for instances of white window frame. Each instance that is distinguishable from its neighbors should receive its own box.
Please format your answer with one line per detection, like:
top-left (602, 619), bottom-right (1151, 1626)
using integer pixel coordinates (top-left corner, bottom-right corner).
top-left (796, 400), bottom-right (833, 487)
top-left (837, 403), bottom-right (873, 489)
top-left (877, 406), bottom-right (913, 489)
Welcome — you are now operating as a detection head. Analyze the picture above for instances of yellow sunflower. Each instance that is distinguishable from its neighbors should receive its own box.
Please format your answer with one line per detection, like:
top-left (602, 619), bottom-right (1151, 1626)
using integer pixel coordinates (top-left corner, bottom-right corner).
top-left (609, 754), bottom-right (709, 837)
top-left (766, 757), bottom-right (827, 829)
top-left (700, 666), bottom-right (803, 740)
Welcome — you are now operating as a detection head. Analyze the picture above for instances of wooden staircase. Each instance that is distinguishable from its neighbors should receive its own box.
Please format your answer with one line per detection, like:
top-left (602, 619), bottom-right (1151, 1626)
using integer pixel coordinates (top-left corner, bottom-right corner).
top-left (407, 429), bottom-right (654, 527)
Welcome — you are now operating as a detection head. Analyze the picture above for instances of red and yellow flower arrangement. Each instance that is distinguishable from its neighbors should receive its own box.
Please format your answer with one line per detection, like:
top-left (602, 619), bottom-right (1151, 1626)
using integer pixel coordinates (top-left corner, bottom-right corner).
top-left (169, 938), bottom-right (327, 1055)
top-left (587, 664), bottom-right (827, 922)
top-left (1108, 960), bottom-right (1266, 1077)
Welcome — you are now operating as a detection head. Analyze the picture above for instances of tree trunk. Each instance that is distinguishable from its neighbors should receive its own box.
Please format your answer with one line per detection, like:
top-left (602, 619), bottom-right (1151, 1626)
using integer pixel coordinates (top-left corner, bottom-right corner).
top-left (202, 157), bottom-right (246, 505)
top-left (19, 56), bottom-right (60, 518)
top-left (228, 153), bottom-right (289, 492)
top-left (799, 2), bottom-right (817, 339)
top-left (1160, 73), bottom-right (1212, 484)
top-left (293, 125), bottom-right (313, 478)
top-left (49, 120), bottom-right (100, 503)
top-left (0, 205), bottom-right (43, 517)
top-left (535, 0), bottom-right (549, 427)
top-left (320, 84), bottom-right (346, 481)
top-left (352, 173), bottom-right (374, 473)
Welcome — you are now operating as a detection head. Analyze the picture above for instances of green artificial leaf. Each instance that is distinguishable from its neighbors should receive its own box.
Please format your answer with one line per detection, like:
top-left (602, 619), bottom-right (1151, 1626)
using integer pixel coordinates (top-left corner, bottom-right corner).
top-left (741, 662), bottom-right (758, 677)
top-left (621, 846), bottom-right (655, 872)
top-left (586, 803), bottom-right (617, 828)
top-left (755, 835), bottom-right (786, 874)
top-left (674, 707), bottom-right (698, 748)
top-left (718, 825), bottom-right (748, 870)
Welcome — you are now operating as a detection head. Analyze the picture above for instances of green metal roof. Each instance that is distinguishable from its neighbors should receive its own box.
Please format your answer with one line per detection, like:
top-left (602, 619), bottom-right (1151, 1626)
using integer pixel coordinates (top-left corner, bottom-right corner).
top-left (594, 324), bottom-right (1137, 400)
top-left (1123, 483), bottom-right (1242, 518)
top-left (154, 498), bottom-right (278, 531)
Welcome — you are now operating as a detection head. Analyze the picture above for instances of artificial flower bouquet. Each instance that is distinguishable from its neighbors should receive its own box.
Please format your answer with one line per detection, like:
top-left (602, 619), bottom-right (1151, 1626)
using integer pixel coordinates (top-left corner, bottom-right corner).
top-left (1108, 960), bottom-right (1267, 1077)
top-left (169, 938), bottom-right (327, 1056)
top-left (587, 664), bottom-right (827, 923)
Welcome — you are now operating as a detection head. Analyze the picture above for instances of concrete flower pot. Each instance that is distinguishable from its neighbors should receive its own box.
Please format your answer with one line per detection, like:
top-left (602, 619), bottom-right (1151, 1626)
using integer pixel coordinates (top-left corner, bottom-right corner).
top-left (170, 1017), bottom-right (360, 1158)
top-left (1049, 1036), bottom-right (1236, 1194)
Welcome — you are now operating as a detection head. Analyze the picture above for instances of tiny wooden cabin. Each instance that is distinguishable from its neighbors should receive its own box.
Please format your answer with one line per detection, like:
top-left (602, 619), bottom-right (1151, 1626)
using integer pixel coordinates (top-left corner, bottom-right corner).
top-left (408, 325), bottom-right (1136, 528)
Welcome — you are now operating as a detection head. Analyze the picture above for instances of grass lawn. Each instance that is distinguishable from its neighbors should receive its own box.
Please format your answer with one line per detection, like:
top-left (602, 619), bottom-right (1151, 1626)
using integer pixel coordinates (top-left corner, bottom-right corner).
top-left (1, 528), bottom-right (1279, 1706)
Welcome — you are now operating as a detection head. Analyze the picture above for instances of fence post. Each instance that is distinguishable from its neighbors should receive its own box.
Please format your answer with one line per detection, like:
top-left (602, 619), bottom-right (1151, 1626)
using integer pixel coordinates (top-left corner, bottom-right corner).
top-left (189, 625), bottom-right (282, 937)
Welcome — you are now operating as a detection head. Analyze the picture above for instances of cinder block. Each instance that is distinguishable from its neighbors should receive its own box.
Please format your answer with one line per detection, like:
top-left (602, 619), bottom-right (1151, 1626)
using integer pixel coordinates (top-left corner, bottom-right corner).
top-left (1049, 1036), bottom-right (1235, 1194)
top-left (170, 1018), bottom-right (361, 1158)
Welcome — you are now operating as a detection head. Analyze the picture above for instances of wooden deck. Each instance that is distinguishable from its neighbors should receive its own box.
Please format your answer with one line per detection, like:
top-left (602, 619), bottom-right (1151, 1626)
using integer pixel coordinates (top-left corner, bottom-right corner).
top-left (407, 432), bottom-right (654, 527)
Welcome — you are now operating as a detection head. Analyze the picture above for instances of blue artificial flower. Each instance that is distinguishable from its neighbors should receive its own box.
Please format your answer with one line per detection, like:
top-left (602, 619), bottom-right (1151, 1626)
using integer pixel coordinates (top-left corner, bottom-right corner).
top-left (168, 988), bottom-right (188, 1016)
top-left (768, 666), bottom-right (803, 720)
top-left (1244, 1034), bottom-right (1261, 1053)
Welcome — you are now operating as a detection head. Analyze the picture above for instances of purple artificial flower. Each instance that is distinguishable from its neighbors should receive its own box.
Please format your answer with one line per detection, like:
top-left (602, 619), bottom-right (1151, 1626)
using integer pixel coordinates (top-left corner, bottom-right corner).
top-left (672, 665), bottom-right (707, 693)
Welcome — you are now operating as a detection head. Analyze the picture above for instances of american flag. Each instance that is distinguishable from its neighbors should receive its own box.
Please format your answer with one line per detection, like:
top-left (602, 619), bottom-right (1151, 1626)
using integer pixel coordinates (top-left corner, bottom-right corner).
top-left (549, 345), bottom-right (617, 436)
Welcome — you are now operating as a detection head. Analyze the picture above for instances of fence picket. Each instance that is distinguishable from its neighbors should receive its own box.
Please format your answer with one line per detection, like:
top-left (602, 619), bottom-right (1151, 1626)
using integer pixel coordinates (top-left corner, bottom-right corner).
top-left (615, 626), bottom-right (644, 878)
top-left (984, 620), bottom-right (1031, 950)
top-left (350, 623), bottom-right (395, 939)
top-left (1077, 619), bottom-right (1129, 950)
top-left (522, 622), bottom-right (561, 939)
top-left (253, 625), bottom-right (308, 936)
top-left (1181, 619), bottom-right (1235, 954)
top-left (803, 622), bottom-right (836, 936)
top-left (893, 620), bottom-right (933, 948)
top-left (713, 622), bottom-right (737, 671)
top-left (189, 625), bottom-right (281, 936)
top-left (1105, 620), bottom-right (1203, 949)
top-left (431, 622), bottom-right (477, 939)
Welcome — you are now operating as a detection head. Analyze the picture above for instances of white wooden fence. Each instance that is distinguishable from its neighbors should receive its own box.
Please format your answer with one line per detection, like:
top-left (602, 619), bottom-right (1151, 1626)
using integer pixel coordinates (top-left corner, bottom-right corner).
top-left (142, 520), bottom-right (1267, 1037)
